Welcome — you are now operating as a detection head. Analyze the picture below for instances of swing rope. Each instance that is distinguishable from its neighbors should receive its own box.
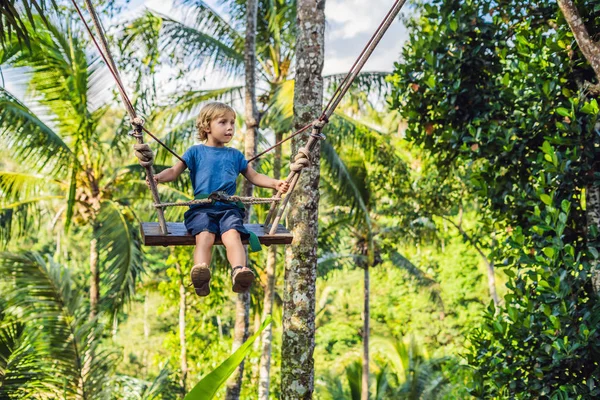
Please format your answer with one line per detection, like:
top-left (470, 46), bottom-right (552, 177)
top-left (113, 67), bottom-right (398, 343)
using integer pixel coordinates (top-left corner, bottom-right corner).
top-left (70, 0), bottom-right (407, 234)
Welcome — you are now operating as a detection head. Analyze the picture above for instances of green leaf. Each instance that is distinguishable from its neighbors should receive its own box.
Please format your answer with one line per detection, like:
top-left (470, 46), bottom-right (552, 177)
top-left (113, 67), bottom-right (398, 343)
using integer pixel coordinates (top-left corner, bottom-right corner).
top-left (541, 141), bottom-right (553, 155)
top-left (555, 107), bottom-right (570, 117)
top-left (449, 19), bottom-right (458, 32)
top-left (540, 194), bottom-right (552, 206)
top-left (184, 316), bottom-right (272, 399)
top-left (542, 247), bottom-right (555, 258)
top-left (580, 99), bottom-right (599, 115)
top-left (426, 75), bottom-right (436, 89)
top-left (64, 165), bottom-right (77, 234)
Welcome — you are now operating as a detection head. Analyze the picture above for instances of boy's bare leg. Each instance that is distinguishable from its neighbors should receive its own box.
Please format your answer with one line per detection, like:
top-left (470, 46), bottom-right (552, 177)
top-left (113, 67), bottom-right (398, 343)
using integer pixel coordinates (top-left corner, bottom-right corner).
top-left (194, 231), bottom-right (216, 266)
top-left (191, 231), bottom-right (216, 296)
top-left (221, 229), bottom-right (254, 293)
top-left (221, 229), bottom-right (246, 267)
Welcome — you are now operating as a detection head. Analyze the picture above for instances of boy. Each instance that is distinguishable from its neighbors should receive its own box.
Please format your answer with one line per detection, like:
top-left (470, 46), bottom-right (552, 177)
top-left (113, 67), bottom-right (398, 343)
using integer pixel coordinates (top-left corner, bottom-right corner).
top-left (151, 102), bottom-right (289, 296)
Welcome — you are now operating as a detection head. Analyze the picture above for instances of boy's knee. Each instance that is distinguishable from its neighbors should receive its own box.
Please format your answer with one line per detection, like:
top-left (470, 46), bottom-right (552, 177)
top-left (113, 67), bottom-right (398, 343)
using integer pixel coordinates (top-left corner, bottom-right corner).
top-left (221, 229), bottom-right (241, 244)
top-left (195, 231), bottom-right (215, 247)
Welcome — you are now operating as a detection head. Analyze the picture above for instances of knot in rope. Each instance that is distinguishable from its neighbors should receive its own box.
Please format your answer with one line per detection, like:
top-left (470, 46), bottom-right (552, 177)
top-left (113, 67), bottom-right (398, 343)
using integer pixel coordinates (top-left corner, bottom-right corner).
top-left (312, 118), bottom-right (327, 130)
top-left (290, 147), bottom-right (311, 172)
top-left (131, 117), bottom-right (145, 128)
top-left (128, 117), bottom-right (145, 138)
top-left (134, 143), bottom-right (154, 167)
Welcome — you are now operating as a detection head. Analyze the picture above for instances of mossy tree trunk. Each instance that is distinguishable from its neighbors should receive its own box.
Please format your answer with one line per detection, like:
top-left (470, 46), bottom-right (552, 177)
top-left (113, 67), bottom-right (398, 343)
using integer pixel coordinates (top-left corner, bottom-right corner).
top-left (557, 0), bottom-right (600, 290)
top-left (281, 1), bottom-right (326, 398)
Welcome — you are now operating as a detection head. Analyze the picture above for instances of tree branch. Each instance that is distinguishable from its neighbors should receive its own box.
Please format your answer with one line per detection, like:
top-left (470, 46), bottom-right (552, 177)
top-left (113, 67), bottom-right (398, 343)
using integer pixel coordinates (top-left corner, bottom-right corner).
top-left (557, 0), bottom-right (600, 81)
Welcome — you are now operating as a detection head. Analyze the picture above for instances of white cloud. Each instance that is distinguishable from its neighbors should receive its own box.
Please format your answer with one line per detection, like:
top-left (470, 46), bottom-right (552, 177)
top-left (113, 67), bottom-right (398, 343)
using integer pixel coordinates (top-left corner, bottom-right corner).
top-left (325, 0), bottom-right (400, 39)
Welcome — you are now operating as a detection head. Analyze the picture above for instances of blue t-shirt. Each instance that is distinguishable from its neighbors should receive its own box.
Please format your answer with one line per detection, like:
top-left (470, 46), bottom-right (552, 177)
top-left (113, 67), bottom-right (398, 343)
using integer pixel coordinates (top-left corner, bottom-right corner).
top-left (182, 144), bottom-right (248, 197)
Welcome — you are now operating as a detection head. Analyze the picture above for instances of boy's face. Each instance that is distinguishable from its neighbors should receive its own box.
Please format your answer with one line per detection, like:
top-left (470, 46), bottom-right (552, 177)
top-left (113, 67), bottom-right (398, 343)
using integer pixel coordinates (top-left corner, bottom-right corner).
top-left (206, 111), bottom-right (236, 145)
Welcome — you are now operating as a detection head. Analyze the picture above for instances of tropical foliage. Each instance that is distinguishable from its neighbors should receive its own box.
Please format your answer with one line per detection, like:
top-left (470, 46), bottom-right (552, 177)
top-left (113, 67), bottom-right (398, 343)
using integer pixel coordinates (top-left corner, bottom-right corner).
top-left (3, 0), bottom-right (598, 398)
top-left (390, 0), bottom-right (600, 397)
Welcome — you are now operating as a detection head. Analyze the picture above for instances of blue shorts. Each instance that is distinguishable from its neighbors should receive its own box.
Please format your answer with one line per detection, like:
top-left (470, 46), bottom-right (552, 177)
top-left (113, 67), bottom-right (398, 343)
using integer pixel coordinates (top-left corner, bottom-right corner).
top-left (184, 205), bottom-right (250, 240)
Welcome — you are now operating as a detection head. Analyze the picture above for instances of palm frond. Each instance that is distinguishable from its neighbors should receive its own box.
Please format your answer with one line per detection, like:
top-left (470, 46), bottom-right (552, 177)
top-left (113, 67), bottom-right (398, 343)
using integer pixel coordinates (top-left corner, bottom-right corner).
top-left (177, 0), bottom-right (243, 43)
top-left (96, 201), bottom-right (144, 320)
top-left (388, 251), bottom-right (443, 306)
top-left (324, 71), bottom-right (391, 101)
top-left (261, 79), bottom-right (294, 133)
top-left (0, 320), bottom-right (51, 397)
top-left (0, 87), bottom-right (76, 177)
top-left (0, 196), bottom-right (59, 248)
top-left (315, 369), bottom-right (348, 400)
top-left (0, 171), bottom-right (61, 203)
top-left (111, 365), bottom-right (180, 400)
top-left (320, 141), bottom-right (372, 229)
top-left (21, 19), bottom-right (107, 139)
top-left (0, 0), bottom-right (54, 47)
top-left (317, 212), bottom-right (354, 255)
top-left (0, 252), bottom-right (117, 397)
top-left (327, 112), bottom-right (410, 196)
top-left (160, 12), bottom-right (243, 77)
top-left (141, 364), bottom-right (180, 399)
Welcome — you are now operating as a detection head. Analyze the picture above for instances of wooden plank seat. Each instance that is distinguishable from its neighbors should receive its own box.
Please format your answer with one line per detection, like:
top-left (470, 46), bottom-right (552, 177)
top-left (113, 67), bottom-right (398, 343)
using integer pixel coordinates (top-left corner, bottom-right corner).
top-left (141, 222), bottom-right (293, 247)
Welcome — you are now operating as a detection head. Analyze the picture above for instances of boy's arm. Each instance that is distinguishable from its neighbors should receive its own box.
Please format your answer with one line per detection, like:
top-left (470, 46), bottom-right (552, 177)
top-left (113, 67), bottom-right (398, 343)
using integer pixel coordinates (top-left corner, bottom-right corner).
top-left (242, 165), bottom-right (290, 193)
top-left (153, 161), bottom-right (187, 183)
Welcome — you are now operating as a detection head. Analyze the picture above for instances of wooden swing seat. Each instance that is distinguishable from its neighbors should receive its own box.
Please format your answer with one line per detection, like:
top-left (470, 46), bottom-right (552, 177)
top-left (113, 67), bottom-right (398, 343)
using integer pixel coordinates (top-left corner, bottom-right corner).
top-left (140, 222), bottom-right (293, 247)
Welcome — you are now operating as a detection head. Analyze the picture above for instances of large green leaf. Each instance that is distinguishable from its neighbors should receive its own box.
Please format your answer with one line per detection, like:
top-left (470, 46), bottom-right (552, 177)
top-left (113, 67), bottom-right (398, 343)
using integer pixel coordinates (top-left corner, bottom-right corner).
top-left (0, 252), bottom-right (117, 398)
top-left (0, 87), bottom-right (75, 177)
top-left (0, 0), bottom-right (54, 47)
top-left (96, 200), bottom-right (144, 320)
top-left (184, 316), bottom-right (272, 399)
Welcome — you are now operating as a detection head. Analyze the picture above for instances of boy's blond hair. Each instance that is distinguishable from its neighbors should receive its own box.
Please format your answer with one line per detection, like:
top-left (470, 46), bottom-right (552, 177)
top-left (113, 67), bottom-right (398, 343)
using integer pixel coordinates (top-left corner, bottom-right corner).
top-left (195, 102), bottom-right (236, 141)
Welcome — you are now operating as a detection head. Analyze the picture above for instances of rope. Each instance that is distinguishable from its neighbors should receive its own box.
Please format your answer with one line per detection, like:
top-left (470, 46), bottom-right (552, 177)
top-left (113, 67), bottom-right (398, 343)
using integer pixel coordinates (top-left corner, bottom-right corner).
top-left (249, 0), bottom-right (406, 162)
top-left (247, 123), bottom-right (312, 163)
top-left (71, 0), bottom-right (184, 163)
top-left (133, 143), bottom-right (154, 167)
top-left (322, 0), bottom-right (405, 120)
top-left (155, 196), bottom-right (280, 208)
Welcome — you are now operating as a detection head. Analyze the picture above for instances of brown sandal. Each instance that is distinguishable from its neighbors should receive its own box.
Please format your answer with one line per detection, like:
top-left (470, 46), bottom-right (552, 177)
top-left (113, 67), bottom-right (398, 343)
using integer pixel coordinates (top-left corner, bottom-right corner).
top-left (231, 266), bottom-right (255, 293)
top-left (190, 264), bottom-right (211, 296)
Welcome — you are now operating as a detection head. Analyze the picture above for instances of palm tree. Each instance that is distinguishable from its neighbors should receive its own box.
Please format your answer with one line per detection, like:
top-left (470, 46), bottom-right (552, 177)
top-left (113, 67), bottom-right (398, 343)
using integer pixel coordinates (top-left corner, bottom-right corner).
top-left (0, 251), bottom-right (117, 398)
top-left (371, 336), bottom-right (452, 399)
top-left (0, 15), bottom-right (144, 320)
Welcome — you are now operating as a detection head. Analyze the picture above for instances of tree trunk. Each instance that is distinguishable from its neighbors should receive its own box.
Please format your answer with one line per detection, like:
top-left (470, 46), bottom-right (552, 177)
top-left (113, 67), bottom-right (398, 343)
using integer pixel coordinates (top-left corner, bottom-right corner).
top-left (361, 264), bottom-right (370, 400)
top-left (225, 0), bottom-right (259, 398)
top-left (258, 133), bottom-right (281, 400)
top-left (175, 261), bottom-right (188, 396)
top-left (281, 1), bottom-right (326, 399)
top-left (587, 186), bottom-right (600, 291)
top-left (89, 223), bottom-right (100, 320)
top-left (557, 0), bottom-right (600, 290)
top-left (225, 292), bottom-right (250, 400)
top-left (557, 0), bottom-right (600, 79)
